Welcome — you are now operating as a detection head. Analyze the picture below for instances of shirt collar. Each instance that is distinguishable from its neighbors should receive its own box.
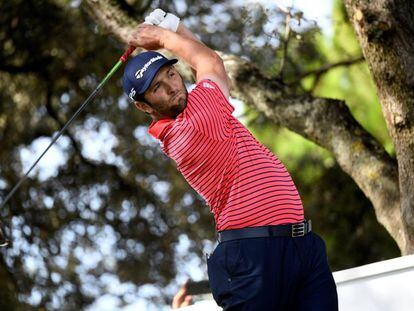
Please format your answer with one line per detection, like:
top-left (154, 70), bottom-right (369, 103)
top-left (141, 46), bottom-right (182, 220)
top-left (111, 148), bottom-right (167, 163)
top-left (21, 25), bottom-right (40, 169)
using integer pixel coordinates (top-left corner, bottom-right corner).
top-left (148, 118), bottom-right (174, 140)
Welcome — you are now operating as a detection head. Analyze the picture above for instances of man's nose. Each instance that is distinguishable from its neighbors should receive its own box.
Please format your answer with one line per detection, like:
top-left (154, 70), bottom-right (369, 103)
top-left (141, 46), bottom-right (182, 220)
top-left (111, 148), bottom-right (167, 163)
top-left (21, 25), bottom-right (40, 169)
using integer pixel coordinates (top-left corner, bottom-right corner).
top-left (167, 84), bottom-right (179, 95)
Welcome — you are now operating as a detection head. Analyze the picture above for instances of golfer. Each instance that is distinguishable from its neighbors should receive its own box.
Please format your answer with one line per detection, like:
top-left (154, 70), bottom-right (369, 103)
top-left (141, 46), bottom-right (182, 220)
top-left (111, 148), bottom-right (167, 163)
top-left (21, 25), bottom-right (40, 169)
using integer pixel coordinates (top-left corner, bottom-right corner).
top-left (122, 9), bottom-right (338, 310)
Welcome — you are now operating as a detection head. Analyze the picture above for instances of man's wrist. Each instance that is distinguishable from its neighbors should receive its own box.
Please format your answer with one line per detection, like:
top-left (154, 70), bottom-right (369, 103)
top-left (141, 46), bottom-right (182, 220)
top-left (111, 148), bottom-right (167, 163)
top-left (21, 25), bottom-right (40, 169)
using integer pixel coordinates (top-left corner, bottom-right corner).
top-left (156, 27), bottom-right (173, 49)
top-left (176, 22), bottom-right (200, 43)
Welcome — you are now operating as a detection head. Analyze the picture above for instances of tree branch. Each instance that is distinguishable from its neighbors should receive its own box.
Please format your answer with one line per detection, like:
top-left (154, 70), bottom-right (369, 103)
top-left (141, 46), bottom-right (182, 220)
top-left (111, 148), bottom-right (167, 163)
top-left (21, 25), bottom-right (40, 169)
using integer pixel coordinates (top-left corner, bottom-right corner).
top-left (278, 6), bottom-right (292, 79)
top-left (292, 56), bottom-right (365, 83)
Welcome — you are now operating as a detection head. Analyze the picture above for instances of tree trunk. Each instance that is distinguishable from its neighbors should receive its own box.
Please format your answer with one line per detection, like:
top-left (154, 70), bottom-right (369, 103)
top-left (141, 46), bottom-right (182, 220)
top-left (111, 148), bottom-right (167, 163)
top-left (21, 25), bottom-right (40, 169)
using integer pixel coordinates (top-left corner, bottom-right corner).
top-left (344, 0), bottom-right (414, 254)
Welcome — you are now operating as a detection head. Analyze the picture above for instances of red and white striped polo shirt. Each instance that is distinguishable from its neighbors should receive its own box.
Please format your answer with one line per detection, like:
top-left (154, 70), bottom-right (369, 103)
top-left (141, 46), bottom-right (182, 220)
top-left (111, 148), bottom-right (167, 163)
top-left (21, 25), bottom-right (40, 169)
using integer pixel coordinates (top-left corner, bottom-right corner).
top-left (148, 79), bottom-right (304, 231)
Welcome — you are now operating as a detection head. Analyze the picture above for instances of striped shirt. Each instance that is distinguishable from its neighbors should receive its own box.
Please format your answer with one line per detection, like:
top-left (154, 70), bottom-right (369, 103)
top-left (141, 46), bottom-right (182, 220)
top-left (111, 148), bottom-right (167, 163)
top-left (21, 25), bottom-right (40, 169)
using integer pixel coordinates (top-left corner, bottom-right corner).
top-left (148, 79), bottom-right (304, 230)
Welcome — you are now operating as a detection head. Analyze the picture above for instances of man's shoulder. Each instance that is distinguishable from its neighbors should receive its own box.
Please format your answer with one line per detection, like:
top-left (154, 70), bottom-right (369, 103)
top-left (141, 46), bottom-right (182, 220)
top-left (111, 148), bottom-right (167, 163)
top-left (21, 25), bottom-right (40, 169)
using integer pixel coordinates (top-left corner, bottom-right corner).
top-left (188, 79), bottom-right (220, 105)
top-left (190, 78), bottom-right (217, 93)
top-left (188, 79), bottom-right (235, 116)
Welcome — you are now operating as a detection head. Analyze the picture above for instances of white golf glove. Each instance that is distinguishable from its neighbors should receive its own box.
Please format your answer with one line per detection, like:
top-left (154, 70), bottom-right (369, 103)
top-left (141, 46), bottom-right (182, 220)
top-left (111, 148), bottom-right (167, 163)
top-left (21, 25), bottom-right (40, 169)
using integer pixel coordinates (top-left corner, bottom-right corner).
top-left (144, 8), bottom-right (165, 25)
top-left (144, 8), bottom-right (180, 32)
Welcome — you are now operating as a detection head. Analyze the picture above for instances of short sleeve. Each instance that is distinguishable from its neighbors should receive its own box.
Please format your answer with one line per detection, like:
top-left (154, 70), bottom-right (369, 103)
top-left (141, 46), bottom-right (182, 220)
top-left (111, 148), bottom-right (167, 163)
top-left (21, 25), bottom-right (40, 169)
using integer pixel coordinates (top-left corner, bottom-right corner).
top-left (183, 79), bottom-right (234, 140)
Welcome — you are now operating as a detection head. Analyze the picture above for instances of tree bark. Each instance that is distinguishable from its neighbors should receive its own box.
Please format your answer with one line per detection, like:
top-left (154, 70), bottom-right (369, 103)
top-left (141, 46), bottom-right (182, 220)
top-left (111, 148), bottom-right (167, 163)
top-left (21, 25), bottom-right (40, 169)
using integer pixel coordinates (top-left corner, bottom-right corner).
top-left (0, 258), bottom-right (25, 310)
top-left (83, 0), bottom-right (407, 252)
top-left (344, 0), bottom-right (414, 254)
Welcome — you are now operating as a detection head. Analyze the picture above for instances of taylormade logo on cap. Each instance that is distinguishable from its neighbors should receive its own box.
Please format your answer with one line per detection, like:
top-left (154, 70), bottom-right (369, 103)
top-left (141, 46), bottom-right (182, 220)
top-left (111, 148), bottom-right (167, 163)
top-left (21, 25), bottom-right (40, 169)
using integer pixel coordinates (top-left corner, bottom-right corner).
top-left (135, 56), bottom-right (163, 79)
top-left (122, 51), bottom-right (178, 100)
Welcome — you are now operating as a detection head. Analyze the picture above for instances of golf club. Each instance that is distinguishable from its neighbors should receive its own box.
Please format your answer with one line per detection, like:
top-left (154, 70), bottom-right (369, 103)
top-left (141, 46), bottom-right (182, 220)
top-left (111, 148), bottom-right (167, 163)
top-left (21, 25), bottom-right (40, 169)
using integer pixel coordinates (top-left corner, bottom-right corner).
top-left (0, 45), bottom-right (137, 247)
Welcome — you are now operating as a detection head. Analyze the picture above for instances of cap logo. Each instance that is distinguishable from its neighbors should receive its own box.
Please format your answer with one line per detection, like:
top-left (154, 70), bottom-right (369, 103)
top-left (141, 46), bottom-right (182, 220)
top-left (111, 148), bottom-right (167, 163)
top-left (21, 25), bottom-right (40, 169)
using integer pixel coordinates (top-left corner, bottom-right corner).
top-left (129, 87), bottom-right (136, 100)
top-left (134, 55), bottom-right (163, 79)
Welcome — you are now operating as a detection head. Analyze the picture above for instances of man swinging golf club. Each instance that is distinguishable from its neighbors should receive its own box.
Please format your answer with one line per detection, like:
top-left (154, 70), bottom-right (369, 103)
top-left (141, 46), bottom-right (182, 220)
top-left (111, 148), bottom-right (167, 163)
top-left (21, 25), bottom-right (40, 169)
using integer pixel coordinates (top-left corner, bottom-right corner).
top-left (123, 9), bottom-right (338, 310)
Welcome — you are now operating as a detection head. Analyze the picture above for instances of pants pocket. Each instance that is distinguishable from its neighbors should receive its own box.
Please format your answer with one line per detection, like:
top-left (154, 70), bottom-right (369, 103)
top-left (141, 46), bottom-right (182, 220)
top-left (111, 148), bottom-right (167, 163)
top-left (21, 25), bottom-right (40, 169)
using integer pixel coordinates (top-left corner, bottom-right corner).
top-left (225, 240), bottom-right (244, 277)
top-left (207, 240), bottom-right (264, 309)
top-left (226, 239), bottom-right (263, 279)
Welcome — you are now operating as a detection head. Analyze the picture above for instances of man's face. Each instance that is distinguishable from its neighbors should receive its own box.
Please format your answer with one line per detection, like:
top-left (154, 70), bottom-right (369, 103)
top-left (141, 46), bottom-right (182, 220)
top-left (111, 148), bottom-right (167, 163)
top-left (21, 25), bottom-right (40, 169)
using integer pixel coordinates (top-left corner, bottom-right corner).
top-left (135, 65), bottom-right (188, 119)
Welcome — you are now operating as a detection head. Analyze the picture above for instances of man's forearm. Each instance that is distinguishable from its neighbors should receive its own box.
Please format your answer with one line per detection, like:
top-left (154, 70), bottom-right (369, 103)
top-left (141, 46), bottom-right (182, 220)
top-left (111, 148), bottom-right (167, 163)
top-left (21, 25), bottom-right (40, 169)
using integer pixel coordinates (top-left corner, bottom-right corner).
top-left (176, 23), bottom-right (203, 77)
top-left (177, 23), bottom-right (201, 43)
top-left (159, 28), bottom-right (221, 73)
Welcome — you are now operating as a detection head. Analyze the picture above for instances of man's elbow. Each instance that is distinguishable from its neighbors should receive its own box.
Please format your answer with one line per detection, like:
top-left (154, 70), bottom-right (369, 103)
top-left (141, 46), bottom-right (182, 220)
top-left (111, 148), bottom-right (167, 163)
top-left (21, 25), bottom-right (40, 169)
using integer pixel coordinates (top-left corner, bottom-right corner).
top-left (193, 51), bottom-right (221, 72)
top-left (195, 52), bottom-right (226, 75)
top-left (212, 54), bottom-right (232, 92)
top-left (209, 51), bottom-right (224, 68)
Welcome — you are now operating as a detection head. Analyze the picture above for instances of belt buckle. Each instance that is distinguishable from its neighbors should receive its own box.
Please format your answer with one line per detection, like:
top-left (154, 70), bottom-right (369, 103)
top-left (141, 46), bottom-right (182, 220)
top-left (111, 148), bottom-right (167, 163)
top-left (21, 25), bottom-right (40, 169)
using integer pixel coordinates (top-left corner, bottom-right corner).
top-left (292, 222), bottom-right (306, 237)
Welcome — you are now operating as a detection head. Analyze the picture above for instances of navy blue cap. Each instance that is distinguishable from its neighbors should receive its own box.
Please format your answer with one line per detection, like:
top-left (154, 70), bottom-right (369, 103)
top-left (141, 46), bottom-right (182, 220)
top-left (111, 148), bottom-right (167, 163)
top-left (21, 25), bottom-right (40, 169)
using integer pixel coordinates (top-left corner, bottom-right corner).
top-left (122, 51), bottom-right (178, 101)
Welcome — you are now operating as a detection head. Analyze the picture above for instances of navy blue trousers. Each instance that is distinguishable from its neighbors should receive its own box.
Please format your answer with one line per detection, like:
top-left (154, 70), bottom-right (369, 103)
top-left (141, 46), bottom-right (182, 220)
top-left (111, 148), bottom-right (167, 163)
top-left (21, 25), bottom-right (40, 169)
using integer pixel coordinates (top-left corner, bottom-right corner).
top-left (207, 231), bottom-right (338, 310)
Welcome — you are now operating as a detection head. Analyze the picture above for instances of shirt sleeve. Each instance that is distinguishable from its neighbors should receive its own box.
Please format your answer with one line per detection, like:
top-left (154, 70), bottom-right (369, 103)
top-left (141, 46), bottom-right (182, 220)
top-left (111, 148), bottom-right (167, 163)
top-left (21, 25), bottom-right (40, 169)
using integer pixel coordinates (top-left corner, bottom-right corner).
top-left (183, 79), bottom-right (234, 141)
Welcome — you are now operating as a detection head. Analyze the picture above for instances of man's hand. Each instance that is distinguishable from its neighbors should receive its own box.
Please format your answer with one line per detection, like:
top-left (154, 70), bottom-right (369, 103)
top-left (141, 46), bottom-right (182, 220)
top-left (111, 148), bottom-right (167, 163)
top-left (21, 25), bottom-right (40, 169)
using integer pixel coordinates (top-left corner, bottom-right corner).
top-left (172, 280), bottom-right (193, 309)
top-left (128, 23), bottom-right (167, 50)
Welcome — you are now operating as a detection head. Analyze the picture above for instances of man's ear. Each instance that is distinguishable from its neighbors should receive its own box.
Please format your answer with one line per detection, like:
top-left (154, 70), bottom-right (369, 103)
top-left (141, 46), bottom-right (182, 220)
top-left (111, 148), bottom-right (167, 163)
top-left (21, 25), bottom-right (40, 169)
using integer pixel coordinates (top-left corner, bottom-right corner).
top-left (134, 101), bottom-right (152, 115)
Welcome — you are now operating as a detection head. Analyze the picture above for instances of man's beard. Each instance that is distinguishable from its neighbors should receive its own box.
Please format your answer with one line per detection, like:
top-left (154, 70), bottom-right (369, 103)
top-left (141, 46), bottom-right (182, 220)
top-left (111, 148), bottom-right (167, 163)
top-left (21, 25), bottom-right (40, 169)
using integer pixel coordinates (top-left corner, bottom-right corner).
top-left (170, 93), bottom-right (187, 118)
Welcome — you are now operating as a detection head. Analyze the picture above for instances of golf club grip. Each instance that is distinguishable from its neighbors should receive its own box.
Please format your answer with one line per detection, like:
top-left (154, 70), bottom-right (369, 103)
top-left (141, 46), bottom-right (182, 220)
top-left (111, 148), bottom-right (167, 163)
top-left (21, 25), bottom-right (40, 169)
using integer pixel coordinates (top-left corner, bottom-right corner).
top-left (120, 46), bottom-right (136, 62)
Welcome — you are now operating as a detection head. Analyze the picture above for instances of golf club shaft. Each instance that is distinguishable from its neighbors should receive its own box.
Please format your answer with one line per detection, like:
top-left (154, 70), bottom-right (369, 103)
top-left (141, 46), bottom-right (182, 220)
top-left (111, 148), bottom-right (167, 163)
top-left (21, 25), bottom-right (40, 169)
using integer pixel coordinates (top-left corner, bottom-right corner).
top-left (0, 46), bottom-right (136, 225)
